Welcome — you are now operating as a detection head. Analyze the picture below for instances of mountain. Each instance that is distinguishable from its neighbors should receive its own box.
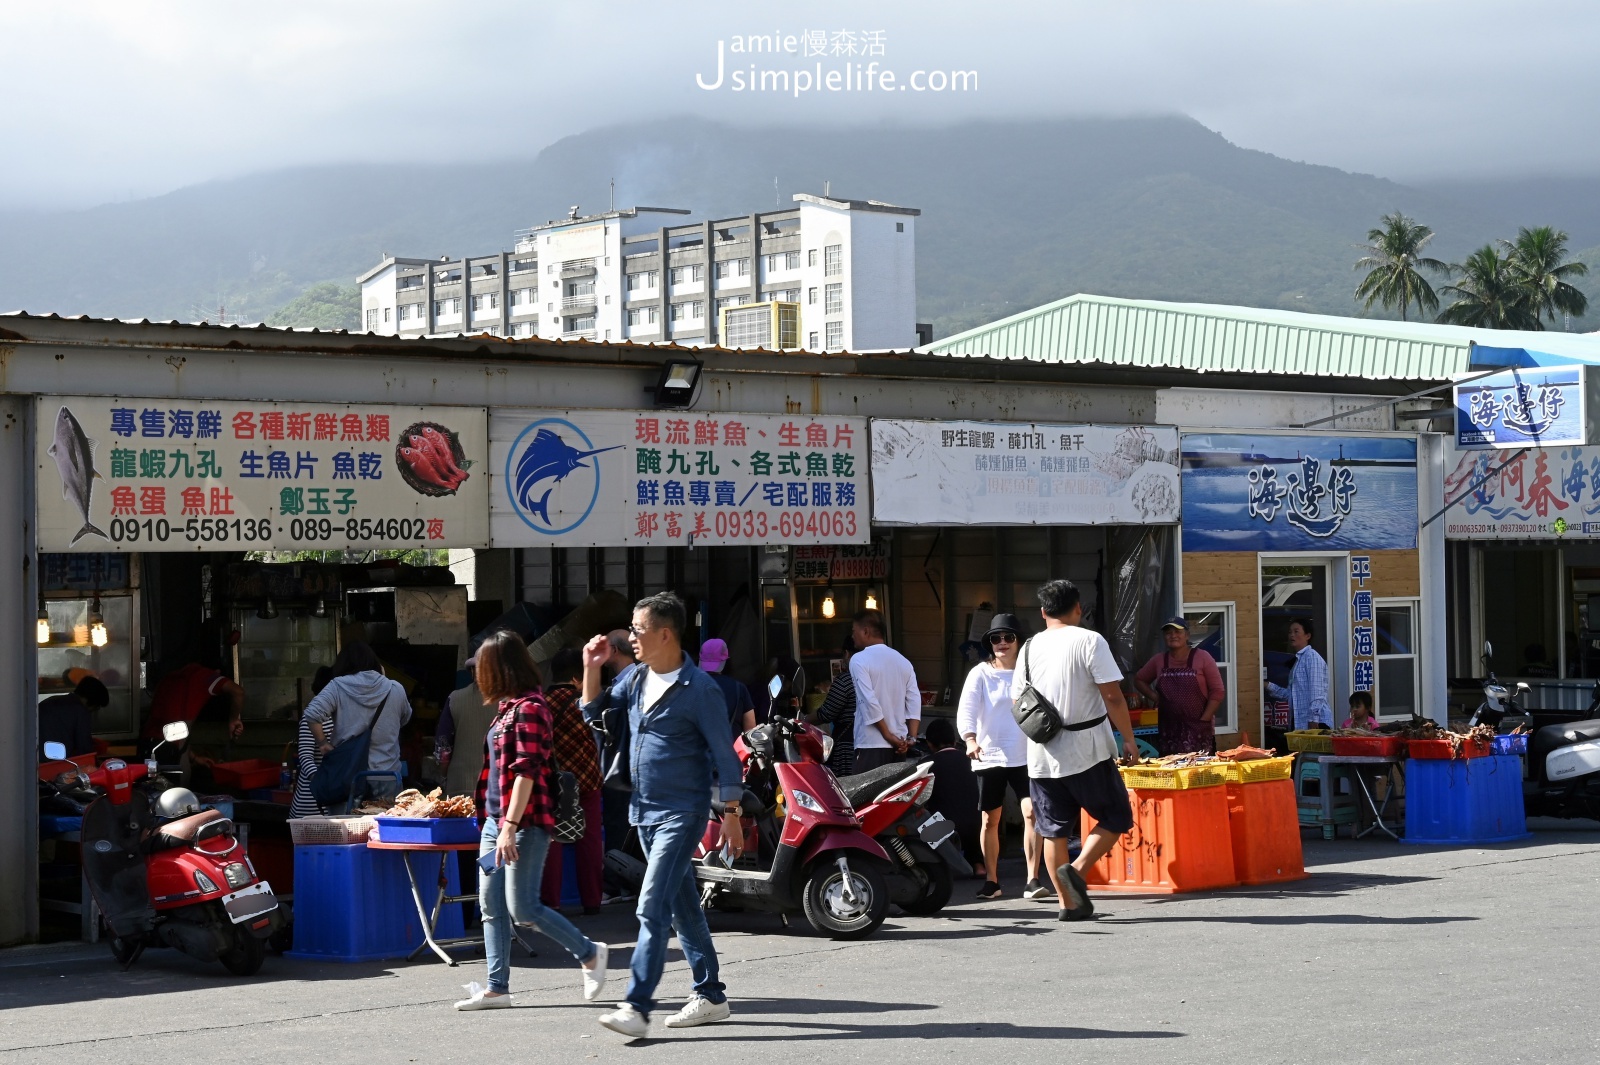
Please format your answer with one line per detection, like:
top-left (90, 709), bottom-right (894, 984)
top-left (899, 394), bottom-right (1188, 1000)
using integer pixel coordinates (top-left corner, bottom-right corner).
top-left (1, 116), bottom-right (1597, 337)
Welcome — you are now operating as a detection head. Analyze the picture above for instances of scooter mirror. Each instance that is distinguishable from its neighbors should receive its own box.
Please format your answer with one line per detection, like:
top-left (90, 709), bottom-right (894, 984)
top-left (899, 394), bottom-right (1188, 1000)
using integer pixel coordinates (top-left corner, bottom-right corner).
top-left (162, 721), bottom-right (189, 743)
top-left (1482, 640), bottom-right (1494, 660)
top-left (767, 674), bottom-right (784, 701)
top-left (41, 741), bottom-right (67, 762)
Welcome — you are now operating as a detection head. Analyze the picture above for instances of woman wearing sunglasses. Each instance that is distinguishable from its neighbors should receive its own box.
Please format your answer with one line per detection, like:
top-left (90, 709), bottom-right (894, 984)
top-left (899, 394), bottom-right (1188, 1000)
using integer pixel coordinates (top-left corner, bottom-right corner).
top-left (956, 613), bottom-right (1048, 901)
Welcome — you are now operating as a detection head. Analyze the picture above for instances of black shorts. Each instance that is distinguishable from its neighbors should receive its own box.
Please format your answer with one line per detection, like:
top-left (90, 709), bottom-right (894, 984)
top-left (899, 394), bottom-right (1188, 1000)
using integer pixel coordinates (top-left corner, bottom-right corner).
top-left (1029, 759), bottom-right (1134, 839)
top-left (974, 764), bottom-right (1032, 812)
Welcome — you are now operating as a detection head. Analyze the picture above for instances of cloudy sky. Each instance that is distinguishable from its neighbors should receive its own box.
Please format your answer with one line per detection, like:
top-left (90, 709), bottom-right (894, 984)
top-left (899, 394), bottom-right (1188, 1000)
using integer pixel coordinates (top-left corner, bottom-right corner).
top-left (5, 0), bottom-right (1598, 209)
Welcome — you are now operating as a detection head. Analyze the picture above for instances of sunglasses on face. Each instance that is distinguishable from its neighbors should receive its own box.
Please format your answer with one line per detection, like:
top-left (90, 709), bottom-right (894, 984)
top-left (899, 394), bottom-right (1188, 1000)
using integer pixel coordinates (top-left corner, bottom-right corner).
top-left (628, 625), bottom-right (649, 638)
top-left (989, 632), bottom-right (1017, 645)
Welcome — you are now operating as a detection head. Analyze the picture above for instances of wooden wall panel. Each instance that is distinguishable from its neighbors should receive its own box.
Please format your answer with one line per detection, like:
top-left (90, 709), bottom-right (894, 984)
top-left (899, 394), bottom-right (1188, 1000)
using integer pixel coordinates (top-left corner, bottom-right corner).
top-left (1368, 549), bottom-right (1420, 598)
top-left (1183, 551), bottom-right (1263, 742)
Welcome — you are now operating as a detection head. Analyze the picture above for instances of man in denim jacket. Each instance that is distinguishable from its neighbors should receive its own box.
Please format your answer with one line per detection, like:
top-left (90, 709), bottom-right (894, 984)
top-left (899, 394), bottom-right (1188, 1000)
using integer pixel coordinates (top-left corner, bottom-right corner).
top-left (582, 592), bottom-right (745, 1039)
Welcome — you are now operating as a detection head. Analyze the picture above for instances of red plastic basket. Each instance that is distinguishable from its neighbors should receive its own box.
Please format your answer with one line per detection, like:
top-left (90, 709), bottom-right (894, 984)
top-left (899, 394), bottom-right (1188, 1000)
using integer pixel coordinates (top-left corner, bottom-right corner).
top-left (211, 758), bottom-right (283, 790)
top-left (1408, 737), bottom-right (1491, 761)
top-left (1330, 735), bottom-right (1406, 758)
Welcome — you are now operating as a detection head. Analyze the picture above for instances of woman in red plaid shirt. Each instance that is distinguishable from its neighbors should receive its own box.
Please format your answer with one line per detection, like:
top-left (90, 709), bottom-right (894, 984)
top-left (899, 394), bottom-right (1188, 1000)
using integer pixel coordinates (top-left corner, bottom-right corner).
top-left (540, 648), bottom-right (604, 914)
top-left (455, 631), bottom-right (609, 1011)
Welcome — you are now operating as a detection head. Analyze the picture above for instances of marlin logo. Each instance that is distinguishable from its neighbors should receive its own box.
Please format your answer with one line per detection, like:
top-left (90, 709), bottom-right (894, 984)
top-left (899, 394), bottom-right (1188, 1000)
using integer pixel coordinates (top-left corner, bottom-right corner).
top-left (513, 428), bottom-right (622, 526)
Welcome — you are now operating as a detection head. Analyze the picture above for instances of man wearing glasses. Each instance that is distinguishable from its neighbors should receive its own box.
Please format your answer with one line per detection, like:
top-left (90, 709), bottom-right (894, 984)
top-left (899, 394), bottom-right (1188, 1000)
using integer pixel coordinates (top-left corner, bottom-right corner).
top-left (582, 592), bottom-right (745, 1039)
top-left (957, 613), bottom-right (1048, 901)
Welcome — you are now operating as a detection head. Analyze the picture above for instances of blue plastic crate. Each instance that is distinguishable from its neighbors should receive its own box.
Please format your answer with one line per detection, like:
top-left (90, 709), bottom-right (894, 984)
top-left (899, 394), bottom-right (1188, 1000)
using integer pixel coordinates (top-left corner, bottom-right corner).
top-left (1403, 754), bottom-right (1530, 845)
top-left (374, 816), bottom-right (479, 845)
top-left (1491, 734), bottom-right (1529, 756)
top-left (286, 843), bottom-right (466, 962)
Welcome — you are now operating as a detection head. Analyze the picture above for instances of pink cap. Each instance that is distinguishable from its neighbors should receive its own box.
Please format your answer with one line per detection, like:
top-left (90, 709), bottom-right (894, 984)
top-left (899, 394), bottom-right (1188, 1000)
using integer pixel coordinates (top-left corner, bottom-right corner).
top-left (699, 638), bottom-right (730, 672)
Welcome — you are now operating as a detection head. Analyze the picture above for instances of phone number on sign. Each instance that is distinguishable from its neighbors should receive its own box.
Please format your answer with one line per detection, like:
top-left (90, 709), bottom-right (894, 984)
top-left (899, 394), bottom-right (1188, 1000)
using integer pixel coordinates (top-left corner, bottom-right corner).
top-left (106, 516), bottom-right (436, 544)
top-left (711, 509), bottom-right (859, 540)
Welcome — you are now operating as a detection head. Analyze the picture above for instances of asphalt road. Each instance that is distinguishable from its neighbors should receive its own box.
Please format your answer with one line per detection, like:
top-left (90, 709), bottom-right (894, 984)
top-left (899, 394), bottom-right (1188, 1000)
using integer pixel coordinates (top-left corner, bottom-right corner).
top-left (3, 823), bottom-right (1598, 1064)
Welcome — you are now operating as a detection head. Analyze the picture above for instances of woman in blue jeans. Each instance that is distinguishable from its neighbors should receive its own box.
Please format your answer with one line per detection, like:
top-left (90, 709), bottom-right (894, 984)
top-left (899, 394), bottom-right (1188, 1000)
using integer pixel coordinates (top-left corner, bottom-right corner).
top-left (455, 631), bottom-right (608, 1011)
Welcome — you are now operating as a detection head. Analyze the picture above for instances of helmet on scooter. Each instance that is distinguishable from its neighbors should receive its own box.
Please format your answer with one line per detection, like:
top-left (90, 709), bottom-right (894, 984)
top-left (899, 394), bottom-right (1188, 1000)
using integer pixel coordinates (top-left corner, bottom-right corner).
top-left (155, 787), bottom-right (202, 819)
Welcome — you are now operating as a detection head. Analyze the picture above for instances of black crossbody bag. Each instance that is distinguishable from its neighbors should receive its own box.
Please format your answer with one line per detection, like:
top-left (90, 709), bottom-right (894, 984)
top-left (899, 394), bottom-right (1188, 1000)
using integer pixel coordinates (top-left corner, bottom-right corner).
top-left (1011, 637), bottom-right (1107, 743)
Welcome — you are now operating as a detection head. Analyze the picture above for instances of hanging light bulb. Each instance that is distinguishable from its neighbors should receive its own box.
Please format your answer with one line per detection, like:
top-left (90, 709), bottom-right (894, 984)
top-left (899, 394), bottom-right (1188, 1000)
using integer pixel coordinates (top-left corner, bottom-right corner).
top-left (820, 590), bottom-right (836, 620)
top-left (89, 597), bottom-right (109, 648)
top-left (258, 598), bottom-right (279, 621)
top-left (864, 588), bottom-right (879, 611)
top-left (36, 602), bottom-right (50, 645)
top-left (312, 598), bottom-right (328, 618)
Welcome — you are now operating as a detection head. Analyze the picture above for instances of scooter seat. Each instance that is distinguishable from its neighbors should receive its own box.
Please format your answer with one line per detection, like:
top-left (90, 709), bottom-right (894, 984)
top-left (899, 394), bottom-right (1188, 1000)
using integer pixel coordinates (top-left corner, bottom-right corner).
top-left (1531, 718), bottom-right (1600, 773)
top-left (837, 760), bottom-right (924, 808)
top-left (153, 808), bottom-right (229, 851)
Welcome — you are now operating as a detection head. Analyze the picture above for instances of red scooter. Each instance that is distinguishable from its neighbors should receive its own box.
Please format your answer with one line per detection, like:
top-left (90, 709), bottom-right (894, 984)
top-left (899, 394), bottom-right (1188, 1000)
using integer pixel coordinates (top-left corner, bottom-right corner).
top-left (694, 706), bottom-right (894, 938)
top-left (58, 722), bottom-right (283, 975)
top-left (836, 756), bottom-right (971, 915)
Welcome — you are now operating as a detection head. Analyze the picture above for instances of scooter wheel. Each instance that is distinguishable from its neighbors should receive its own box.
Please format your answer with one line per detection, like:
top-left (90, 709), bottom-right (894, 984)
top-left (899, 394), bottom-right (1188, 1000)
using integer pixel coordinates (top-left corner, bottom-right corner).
top-left (897, 860), bottom-right (953, 916)
top-left (801, 859), bottom-right (888, 940)
top-left (219, 929), bottom-right (265, 976)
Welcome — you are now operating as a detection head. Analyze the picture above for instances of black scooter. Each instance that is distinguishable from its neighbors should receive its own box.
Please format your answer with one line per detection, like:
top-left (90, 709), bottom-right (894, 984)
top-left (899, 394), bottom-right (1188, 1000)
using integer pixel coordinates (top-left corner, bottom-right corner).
top-left (1475, 680), bottom-right (1600, 822)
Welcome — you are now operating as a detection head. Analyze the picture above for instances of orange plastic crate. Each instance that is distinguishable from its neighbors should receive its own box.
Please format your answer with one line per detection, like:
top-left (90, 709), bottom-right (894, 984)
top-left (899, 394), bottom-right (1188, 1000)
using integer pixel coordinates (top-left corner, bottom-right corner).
top-left (1225, 779), bottom-right (1308, 885)
top-left (1080, 784), bottom-right (1239, 894)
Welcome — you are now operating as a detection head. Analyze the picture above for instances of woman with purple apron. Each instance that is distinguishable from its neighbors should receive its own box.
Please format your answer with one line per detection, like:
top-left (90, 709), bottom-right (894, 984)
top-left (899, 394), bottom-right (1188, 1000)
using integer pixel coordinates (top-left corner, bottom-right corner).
top-left (1134, 617), bottom-right (1225, 755)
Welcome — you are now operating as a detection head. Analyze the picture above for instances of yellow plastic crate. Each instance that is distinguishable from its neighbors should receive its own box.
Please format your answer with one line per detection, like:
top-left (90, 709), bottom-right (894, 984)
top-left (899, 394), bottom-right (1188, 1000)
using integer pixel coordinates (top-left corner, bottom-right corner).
top-left (1284, 730), bottom-right (1334, 754)
top-left (1223, 755), bottom-right (1297, 784)
top-left (1118, 763), bottom-right (1230, 790)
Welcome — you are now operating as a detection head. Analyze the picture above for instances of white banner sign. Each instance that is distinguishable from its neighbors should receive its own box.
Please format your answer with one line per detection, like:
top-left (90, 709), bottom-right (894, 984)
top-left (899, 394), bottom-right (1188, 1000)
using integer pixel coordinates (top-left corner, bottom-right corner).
top-left (490, 410), bottom-right (870, 547)
top-left (37, 396), bottom-right (489, 551)
top-left (871, 420), bottom-right (1181, 525)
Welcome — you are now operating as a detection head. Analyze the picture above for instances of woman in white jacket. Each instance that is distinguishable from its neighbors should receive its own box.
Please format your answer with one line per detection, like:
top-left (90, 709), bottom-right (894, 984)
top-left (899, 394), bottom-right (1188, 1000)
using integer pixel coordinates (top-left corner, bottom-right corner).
top-left (956, 613), bottom-right (1047, 901)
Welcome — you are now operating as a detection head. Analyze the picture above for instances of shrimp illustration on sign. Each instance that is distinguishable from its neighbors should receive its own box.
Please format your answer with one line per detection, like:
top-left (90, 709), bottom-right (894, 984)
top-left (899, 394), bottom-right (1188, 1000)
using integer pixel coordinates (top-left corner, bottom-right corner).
top-left (47, 406), bottom-right (108, 545)
top-left (395, 421), bottom-right (474, 497)
top-left (513, 428), bottom-right (622, 526)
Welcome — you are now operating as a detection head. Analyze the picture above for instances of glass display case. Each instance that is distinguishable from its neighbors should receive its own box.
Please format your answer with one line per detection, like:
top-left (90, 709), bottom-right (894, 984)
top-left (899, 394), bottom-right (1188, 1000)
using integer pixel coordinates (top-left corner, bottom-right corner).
top-left (37, 594), bottom-right (139, 738)
top-left (230, 609), bottom-right (338, 722)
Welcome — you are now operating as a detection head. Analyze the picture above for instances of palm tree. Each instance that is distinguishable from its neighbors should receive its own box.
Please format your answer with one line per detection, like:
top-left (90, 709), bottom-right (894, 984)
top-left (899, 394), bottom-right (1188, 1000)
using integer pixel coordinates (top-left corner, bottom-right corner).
top-left (1436, 245), bottom-right (1541, 329)
top-left (1354, 212), bottom-right (1449, 321)
top-left (1503, 225), bottom-right (1589, 325)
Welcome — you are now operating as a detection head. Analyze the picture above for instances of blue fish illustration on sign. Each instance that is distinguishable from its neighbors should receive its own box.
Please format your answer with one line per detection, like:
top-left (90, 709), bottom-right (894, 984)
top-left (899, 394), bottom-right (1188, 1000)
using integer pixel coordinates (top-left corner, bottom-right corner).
top-left (513, 428), bottom-right (622, 526)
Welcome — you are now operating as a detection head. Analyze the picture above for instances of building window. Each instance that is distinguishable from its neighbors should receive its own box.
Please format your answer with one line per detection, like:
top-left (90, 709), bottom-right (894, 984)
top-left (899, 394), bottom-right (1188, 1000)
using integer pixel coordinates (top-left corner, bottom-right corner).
top-left (626, 270), bottom-right (659, 291)
top-left (825, 283), bottom-right (843, 314)
top-left (824, 244), bottom-right (843, 277)
top-left (472, 293), bottom-right (498, 312)
top-left (896, 222), bottom-right (904, 233)
top-left (769, 288), bottom-right (800, 303)
top-left (567, 279), bottom-right (595, 297)
top-left (807, 249), bottom-right (818, 267)
top-left (786, 250), bottom-right (801, 269)
top-left (670, 264), bottom-right (703, 286)
top-left (627, 306), bottom-right (660, 327)
top-left (511, 258), bottom-right (537, 273)
top-left (382, 307), bottom-right (391, 323)
top-left (808, 331), bottom-right (820, 349)
top-left (1182, 603), bottom-right (1237, 732)
top-left (714, 258), bottom-right (749, 280)
top-left (513, 288), bottom-right (534, 306)
top-left (670, 301), bottom-right (704, 322)
top-left (808, 287), bottom-right (818, 305)
top-left (567, 314), bottom-right (597, 333)
top-left (1375, 599), bottom-right (1420, 718)
top-left (434, 298), bottom-right (460, 317)
top-left (764, 251), bottom-right (801, 274)
top-left (824, 321), bottom-right (843, 350)
top-left (365, 309), bottom-right (378, 331)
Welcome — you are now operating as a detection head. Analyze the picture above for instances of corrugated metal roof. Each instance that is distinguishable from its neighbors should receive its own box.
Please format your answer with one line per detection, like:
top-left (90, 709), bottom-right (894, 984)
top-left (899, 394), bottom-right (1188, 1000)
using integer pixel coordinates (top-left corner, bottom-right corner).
top-left (922, 294), bottom-right (1600, 381)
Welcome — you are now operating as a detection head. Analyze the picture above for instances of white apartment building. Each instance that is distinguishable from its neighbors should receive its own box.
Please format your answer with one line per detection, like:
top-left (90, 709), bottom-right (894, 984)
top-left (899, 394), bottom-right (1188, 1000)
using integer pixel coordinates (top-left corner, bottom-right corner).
top-left (356, 193), bottom-right (922, 352)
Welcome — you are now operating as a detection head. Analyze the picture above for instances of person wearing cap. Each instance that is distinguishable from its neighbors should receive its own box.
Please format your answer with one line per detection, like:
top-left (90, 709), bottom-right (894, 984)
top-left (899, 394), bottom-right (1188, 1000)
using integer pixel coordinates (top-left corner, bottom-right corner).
top-left (1134, 616), bottom-right (1225, 755)
top-left (699, 638), bottom-right (756, 735)
top-left (957, 613), bottom-right (1048, 901)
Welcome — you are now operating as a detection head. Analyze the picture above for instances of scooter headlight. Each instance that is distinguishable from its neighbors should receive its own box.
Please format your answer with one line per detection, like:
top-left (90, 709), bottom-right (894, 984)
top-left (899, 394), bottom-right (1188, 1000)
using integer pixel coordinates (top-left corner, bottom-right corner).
top-left (193, 871), bottom-right (219, 893)
top-left (789, 789), bottom-right (826, 813)
top-left (222, 862), bottom-right (251, 889)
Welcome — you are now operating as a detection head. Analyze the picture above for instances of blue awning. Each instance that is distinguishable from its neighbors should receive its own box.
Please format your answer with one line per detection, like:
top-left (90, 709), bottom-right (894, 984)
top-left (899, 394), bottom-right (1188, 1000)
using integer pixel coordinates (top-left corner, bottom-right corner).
top-left (1469, 344), bottom-right (1600, 370)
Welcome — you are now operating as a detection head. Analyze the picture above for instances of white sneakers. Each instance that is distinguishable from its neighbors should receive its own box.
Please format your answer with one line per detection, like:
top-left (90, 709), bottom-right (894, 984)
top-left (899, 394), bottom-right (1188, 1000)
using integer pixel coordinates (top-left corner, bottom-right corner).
top-left (582, 943), bottom-right (609, 1001)
top-left (599, 1003), bottom-right (650, 1038)
top-left (454, 982), bottom-right (514, 1011)
top-left (598, 996), bottom-right (732, 1038)
top-left (664, 995), bottom-right (732, 1028)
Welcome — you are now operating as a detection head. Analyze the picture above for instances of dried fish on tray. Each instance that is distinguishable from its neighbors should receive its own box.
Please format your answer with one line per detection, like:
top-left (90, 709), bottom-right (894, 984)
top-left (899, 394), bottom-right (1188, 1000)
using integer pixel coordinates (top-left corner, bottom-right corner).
top-left (383, 787), bottom-right (477, 818)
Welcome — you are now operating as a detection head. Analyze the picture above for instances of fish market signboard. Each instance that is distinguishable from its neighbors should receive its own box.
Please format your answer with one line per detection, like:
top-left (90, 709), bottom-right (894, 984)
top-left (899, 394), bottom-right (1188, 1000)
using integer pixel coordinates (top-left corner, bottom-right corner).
top-left (489, 409), bottom-right (870, 547)
top-left (1442, 441), bottom-right (1600, 538)
top-left (1455, 366), bottom-right (1589, 450)
top-left (37, 397), bottom-right (489, 552)
top-left (869, 420), bottom-right (1180, 526)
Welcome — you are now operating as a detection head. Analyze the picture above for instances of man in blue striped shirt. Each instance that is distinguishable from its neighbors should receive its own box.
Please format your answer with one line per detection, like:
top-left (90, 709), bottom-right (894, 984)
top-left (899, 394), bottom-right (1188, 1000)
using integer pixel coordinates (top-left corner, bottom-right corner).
top-left (1266, 617), bottom-right (1332, 730)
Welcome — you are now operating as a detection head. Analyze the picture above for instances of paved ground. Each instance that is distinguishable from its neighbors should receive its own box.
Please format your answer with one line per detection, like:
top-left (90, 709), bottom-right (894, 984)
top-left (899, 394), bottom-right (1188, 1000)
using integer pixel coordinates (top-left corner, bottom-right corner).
top-left (4, 822), bottom-right (1599, 1064)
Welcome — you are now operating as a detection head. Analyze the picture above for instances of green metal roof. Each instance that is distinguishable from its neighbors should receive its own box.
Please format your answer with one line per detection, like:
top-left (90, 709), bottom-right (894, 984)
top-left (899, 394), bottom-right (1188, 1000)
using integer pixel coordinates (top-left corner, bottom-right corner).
top-left (921, 294), bottom-right (1600, 381)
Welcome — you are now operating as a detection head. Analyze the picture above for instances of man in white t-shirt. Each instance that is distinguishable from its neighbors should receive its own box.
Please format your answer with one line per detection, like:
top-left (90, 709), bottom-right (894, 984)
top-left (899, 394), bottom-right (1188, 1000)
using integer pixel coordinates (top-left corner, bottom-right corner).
top-left (1011, 579), bottom-right (1139, 922)
top-left (848, 609), bottom-right (921, 774)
